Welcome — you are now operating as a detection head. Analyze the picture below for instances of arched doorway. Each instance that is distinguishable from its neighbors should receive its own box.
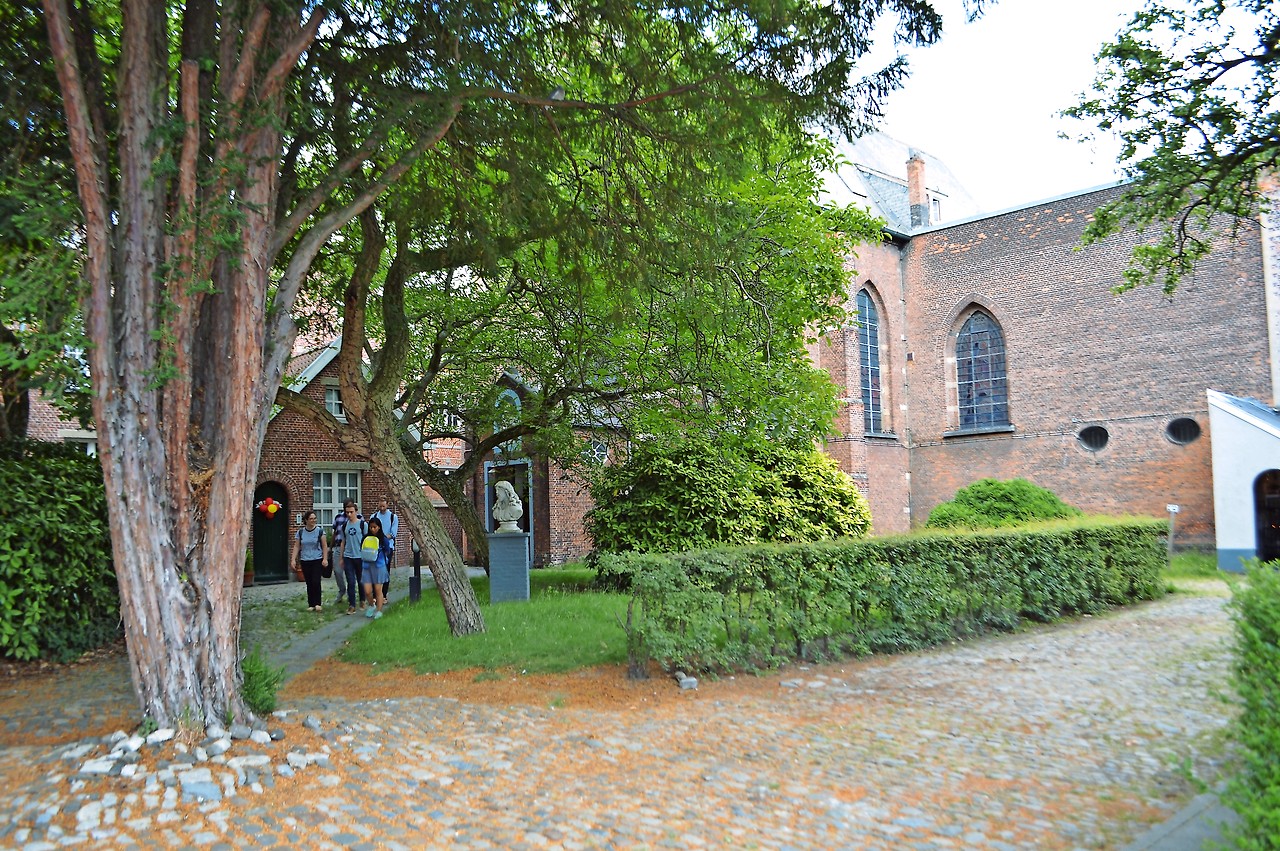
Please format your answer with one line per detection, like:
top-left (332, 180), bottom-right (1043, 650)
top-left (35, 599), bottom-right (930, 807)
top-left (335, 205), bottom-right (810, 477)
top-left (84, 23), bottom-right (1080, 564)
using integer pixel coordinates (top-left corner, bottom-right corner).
top-left (252, 481), bottom-right (291, 584)
top-left (1254, 470), bottom-right (1280, 562)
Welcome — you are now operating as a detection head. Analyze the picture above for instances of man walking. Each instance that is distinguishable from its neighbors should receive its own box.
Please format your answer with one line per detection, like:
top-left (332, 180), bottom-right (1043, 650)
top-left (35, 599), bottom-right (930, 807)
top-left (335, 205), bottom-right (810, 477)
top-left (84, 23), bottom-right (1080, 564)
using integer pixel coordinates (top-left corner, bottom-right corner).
top-left (371, 496), bottom-right (398, 598)
top-left (335, 501), bottom-right (367, 615)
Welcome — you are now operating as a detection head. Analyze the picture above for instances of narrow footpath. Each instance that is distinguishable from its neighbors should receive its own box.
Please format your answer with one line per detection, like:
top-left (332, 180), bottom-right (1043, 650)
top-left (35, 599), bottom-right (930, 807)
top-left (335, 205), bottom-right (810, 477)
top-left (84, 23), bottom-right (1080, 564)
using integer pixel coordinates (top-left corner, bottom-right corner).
top-left (0, 579), bottom-right (1240, 850)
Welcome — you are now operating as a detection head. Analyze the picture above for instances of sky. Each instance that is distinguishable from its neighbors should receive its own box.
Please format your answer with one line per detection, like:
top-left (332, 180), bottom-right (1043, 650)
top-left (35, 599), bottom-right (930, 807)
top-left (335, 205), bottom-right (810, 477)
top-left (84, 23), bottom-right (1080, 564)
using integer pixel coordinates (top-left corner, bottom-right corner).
top-left (871, 0), bottom-right (1147, 212)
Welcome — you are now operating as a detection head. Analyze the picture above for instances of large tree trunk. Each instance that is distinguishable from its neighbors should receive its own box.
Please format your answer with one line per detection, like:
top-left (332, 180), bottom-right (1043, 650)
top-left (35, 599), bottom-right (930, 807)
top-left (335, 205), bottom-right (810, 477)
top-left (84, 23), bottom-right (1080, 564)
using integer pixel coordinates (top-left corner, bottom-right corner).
top-left (43, 0), bottom-right (327, 727)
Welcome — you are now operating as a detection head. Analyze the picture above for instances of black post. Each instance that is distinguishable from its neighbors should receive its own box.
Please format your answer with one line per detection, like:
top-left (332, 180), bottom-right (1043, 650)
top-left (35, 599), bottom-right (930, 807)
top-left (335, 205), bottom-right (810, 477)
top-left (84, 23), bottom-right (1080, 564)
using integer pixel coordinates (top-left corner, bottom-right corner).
top-left (409, 537), bottom-right (422, 602)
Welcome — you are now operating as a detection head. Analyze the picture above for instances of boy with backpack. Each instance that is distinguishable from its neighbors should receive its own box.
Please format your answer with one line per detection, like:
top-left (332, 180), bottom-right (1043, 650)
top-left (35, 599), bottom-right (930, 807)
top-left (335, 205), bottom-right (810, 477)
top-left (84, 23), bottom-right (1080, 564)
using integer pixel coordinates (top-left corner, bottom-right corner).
top-left (335, 501), bottom-right (367, 615)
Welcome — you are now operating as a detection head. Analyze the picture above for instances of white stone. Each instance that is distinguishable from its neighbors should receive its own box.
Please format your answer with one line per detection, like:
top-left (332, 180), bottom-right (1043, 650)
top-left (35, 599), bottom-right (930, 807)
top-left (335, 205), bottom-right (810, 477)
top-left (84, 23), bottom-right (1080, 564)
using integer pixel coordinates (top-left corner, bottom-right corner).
top-left (120, 765), bottom-right (138, 778)
top-left (227, 754), bottom-right (271, 769)
top-left (80, 758), bottom-right (117, 775)
top-left (146, 728), bottom-right (176, 745)
top-left (249, 730), bottom-right (272, 745)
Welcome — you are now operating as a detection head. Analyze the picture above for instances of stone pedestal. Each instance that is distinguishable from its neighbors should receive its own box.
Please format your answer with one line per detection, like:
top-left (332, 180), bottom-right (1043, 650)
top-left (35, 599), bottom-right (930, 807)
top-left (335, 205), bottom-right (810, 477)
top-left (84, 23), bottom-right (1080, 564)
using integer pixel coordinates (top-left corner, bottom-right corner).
top-left (488, 532), bottom-right (531, 603)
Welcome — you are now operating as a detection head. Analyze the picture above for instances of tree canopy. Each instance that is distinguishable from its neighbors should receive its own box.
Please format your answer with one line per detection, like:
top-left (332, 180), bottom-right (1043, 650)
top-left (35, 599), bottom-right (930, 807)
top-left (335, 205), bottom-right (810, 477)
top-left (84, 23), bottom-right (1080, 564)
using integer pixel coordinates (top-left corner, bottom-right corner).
top-left (1066, 0), bottom-right (1279, 292)
top-left (31, 0), bottom-right (986, 725)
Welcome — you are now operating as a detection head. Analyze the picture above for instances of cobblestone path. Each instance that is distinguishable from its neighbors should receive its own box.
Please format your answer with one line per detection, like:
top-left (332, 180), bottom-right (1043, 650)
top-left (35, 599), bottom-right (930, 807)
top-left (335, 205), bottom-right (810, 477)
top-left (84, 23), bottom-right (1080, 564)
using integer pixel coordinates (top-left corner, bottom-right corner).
top-left (0, 589), bottom-right (1235, 850)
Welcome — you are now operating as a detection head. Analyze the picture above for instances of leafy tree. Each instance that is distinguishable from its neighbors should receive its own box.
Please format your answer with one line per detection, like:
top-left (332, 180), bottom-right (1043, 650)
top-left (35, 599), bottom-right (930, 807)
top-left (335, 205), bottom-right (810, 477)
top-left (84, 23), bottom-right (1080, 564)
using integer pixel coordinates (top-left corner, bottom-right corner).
top-left (925, 478), bottom-right (1083, 529)
top-left (281, 132), bottom-right (882, 569)
top-left (35, 0), bottom-right (977, 727)
top-left (1066, 0), bottom-right (1279, 292)
top-left (0, 0), bottom-right (89, 439)
top-left (587, 438), bottom-right (872, 554)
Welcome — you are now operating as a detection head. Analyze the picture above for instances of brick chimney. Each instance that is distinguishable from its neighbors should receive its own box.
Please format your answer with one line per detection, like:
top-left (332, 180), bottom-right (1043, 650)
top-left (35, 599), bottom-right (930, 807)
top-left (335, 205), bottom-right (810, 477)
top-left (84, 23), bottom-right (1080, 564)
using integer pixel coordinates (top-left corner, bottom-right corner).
top-left (907, 150), bottom-right (929, 229)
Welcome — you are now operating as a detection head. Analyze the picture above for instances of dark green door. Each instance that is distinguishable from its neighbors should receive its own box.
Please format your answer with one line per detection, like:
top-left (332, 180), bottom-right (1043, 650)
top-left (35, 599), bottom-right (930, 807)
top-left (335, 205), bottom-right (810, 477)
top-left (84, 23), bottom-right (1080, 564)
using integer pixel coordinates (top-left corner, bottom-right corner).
top-left (252, 481), bottom-right (290, 584)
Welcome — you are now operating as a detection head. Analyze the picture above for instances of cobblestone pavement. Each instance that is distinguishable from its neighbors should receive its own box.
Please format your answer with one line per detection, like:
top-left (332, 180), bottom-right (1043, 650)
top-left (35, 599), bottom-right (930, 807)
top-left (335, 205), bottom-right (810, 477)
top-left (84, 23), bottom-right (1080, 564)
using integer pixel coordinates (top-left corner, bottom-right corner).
top-left (0, 586), bottom-right (1236, 850)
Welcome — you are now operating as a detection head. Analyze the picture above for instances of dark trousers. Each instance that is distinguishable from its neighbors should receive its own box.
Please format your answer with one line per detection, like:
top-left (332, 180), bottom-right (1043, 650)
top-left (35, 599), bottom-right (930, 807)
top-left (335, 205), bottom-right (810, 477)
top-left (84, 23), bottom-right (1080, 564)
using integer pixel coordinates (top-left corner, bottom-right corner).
top-left (343, 556), bottom-right (363, 607)
top-left (301, 559), bottom-right (324, 607)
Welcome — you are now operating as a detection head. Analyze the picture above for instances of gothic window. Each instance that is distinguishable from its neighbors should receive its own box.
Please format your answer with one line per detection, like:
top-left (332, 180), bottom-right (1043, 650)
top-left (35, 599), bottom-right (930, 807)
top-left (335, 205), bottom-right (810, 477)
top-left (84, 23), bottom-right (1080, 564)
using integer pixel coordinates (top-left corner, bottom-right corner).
top-left (856, 289), bottom-right (884, 433)
top-left (956, 310), bottom-right (1009, 429)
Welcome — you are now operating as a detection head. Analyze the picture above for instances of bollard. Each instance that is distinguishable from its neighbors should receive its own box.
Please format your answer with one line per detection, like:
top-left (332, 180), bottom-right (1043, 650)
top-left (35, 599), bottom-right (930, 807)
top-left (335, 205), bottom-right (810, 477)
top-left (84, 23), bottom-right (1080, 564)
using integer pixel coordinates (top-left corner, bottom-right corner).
top-left (409, 537), bottom-right (422, 602)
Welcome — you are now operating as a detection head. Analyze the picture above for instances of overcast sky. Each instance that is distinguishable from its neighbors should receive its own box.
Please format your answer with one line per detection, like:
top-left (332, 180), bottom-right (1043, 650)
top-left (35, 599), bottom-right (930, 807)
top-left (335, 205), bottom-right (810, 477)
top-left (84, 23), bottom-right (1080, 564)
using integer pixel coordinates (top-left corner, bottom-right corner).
top-left (872, 0), bottom-right (1146, 212)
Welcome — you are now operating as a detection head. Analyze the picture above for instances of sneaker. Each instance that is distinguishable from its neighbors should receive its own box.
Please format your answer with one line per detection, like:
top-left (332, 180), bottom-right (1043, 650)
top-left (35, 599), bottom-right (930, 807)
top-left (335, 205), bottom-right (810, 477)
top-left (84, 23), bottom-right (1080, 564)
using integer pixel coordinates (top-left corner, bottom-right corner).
top-left (365, 606), bottom-right (376, 618)
top-left (373, 611), bottom-right (383, 619)
top-left (346, 606), bottom-right (357, 615)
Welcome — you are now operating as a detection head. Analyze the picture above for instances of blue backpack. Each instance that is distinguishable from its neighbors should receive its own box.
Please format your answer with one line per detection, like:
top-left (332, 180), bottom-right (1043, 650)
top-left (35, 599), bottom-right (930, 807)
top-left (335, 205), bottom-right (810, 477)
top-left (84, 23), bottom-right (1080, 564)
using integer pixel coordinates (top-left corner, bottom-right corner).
top-left (361, 533), bottom-right (380, 564)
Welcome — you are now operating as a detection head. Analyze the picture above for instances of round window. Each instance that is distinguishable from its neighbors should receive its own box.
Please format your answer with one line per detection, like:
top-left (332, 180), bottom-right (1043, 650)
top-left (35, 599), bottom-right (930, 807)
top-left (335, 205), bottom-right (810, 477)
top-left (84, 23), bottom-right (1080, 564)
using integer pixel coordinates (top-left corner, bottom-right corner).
top-left (1077, 425), bottom-right (1109, 452)
top-left (1166, 418), bottom-right (1201, 445)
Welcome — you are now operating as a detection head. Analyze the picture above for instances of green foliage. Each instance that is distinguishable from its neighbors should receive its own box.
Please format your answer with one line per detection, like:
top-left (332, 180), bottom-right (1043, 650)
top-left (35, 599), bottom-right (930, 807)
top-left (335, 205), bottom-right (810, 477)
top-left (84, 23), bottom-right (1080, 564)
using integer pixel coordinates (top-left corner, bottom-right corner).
top-left (585, 438), bottom-right (872, 555)
top-left (240, 645), bottom-right (286, 717)
top-left (925, 478), bottom-right (1084, 530)
top-left (1065, 0), bottom-right (1279, 293)
top-left (0, 439), bottom-right (118, 661)
top-left (1224, 560), bottom-right (1280, 849)
top-left (597, 518), bottom-right (1167, 676)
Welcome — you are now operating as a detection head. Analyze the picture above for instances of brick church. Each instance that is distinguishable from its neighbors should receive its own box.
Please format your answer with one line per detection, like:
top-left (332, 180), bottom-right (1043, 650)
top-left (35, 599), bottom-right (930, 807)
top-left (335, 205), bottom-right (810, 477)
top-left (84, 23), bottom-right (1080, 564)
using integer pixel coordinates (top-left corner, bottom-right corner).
top-left (812, 133), bottom-right (1277, 549)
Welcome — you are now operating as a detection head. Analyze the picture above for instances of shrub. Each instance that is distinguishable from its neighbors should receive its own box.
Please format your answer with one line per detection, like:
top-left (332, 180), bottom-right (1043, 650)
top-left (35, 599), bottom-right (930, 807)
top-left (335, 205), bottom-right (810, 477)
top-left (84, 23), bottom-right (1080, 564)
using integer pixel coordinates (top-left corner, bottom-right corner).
top-left (586, 438), bottom-right (871, 554)
top-left (241, 645), bottom-right (286, 716)
top-left (926, 478), bottom-right (1083, 529)
top-left (598, 517), bottom-right (1165, 677)
top-left (1224, 560), bottom-right (1280, 849)
top-left (0, 439), bottom-right (119, 661)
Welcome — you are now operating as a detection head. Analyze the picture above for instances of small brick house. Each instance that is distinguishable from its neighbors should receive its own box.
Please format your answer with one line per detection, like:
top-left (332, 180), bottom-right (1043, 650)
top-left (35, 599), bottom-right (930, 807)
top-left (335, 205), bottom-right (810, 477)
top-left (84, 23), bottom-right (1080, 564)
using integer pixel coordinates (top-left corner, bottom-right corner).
top-left (251, 341), bottom-right (604, 580)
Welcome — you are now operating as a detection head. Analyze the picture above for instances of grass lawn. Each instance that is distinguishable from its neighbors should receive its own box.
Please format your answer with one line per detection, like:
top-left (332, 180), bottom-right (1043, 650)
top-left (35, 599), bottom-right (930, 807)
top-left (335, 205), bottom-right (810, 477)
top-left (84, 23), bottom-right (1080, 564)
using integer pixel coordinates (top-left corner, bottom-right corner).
top-left (339, 568), bottom-right (629, 674)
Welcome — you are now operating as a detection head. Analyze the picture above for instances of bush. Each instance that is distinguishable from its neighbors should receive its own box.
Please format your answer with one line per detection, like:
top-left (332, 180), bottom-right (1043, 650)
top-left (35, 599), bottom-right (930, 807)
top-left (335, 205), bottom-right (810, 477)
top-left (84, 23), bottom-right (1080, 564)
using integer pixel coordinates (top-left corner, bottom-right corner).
top-left (926, 478), bottom-right (1083, 529)
top-left (598, 517), bottom-right (1166, 677)
top-left (586, 438), bottom-right (871, 554)
top-left (1224, 560), bottom-right (1280, 849)
top-left (241, 644), bottom-right (286, 716)
top-left (0, 439), bottom-right (119, 661)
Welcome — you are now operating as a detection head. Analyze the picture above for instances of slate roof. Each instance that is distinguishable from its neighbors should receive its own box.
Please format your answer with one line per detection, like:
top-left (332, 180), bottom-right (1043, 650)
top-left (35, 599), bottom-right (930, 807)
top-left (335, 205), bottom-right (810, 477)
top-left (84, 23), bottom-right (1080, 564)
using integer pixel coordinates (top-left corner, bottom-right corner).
top-left (822, 132), bottom-right (983, 233)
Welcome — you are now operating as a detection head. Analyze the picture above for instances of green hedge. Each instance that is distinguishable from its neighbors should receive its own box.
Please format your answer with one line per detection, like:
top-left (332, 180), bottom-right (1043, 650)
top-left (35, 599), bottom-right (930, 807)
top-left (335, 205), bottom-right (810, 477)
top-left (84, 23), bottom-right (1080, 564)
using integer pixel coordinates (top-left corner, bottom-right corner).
top-left (0, 440), bottom-right (119, 661)
top-left (596, 517), bottom-right (1166, 676)
top-left (1225, 560), bottom-right (1280, 849)
top-left (926, 477), bottom-right (1083, 529)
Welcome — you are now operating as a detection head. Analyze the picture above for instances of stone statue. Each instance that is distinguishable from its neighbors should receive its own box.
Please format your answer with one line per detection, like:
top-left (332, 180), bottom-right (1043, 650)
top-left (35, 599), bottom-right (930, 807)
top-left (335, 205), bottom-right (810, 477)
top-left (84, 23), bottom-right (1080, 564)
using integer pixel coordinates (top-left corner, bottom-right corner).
top-left (492, 480), bottom-right (524, 533)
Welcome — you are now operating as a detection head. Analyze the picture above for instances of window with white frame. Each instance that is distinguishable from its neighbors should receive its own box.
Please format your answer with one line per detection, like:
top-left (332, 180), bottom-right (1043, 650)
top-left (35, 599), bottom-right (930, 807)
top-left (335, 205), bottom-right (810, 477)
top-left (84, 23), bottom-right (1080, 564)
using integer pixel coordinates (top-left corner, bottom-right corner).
top-left (324, 387), bottom-right (347, 421)
top-left (583, 438), bottom-right (609, 465)
top-left (312, 470), bottom-right (361, 526)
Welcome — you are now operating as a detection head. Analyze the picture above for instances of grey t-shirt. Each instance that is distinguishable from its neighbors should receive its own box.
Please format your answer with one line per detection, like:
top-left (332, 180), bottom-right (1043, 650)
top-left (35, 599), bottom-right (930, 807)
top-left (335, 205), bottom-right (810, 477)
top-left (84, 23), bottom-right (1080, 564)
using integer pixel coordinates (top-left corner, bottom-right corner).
top-left (340, 517), bottom-right (366, 560)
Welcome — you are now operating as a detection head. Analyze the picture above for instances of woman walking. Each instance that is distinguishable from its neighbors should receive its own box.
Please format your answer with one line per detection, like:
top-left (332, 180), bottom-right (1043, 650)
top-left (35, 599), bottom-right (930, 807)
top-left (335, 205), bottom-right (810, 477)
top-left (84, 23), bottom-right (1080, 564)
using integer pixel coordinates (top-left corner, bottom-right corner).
top-left (361, 516), bottom-right (392, 618)
top-left (293, 510), bottom-right (329, 612)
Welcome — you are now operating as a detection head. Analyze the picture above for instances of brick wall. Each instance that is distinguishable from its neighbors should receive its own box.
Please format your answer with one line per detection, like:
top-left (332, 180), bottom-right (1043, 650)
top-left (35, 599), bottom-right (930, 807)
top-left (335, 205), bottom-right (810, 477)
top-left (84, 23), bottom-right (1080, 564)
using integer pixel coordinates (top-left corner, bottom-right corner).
top-left (897, 184), bottom-right (1271, 543)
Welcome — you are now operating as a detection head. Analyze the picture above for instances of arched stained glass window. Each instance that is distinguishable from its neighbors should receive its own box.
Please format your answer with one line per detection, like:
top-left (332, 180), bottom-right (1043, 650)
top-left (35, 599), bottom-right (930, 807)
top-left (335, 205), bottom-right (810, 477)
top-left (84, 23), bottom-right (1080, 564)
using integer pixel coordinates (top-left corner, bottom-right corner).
top-left (856, 289), bottom-right (883, 433)
top-left (956, 310), bottom-right (1009, 429)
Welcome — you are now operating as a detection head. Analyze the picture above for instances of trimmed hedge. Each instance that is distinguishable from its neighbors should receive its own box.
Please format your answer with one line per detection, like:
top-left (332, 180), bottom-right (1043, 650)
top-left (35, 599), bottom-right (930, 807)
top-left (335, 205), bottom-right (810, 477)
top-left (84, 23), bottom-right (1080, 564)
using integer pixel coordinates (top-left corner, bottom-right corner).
top-left (0, 439), bottom-right (119, 661)
top-left (596, 518), bottom-right (1166, 676)
top-left (1225, 560), bottom-right (1280, 850)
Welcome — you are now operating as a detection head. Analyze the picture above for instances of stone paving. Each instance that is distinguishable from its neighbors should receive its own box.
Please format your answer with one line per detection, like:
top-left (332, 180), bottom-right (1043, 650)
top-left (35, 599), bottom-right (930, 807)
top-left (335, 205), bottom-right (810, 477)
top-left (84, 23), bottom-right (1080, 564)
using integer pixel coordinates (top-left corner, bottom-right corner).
top-left (0, 583), bottom-right (1237, 850)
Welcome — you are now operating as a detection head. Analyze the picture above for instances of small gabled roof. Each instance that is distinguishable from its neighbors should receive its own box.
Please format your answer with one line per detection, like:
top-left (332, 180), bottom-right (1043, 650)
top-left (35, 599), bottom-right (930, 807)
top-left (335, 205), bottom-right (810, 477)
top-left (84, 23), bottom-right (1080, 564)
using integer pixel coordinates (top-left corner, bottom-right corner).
top-left (284, 337), bottom-right (341, 391)
top-left (1207, 389), bottom-right (1280, 440)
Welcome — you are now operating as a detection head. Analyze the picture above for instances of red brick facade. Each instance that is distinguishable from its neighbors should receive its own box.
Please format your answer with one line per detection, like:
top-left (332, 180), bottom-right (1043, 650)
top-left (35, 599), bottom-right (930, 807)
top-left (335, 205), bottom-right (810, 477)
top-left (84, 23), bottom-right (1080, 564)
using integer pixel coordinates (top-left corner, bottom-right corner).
top-left (816, 183), bottom-right (1274, 545)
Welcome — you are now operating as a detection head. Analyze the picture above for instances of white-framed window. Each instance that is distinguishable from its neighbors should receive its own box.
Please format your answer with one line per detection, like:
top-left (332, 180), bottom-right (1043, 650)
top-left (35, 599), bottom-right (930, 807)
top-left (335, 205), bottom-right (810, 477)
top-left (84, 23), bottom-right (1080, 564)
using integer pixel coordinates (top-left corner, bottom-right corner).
top-left (58, 429), bottom-right (98, 456)
top-left (324, 387), bottom-right (347, 422)
top-left (313, 470), bottom-right (361, 526)
top-left (583, 438), bottom-right (609, 465)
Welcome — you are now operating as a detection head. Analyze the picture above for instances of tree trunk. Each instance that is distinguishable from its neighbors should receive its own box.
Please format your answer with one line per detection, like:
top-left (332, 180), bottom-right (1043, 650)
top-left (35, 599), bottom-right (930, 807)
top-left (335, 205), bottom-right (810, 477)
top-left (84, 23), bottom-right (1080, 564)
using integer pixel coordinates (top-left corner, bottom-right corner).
top-left (374, 441), bottom-right (484, 634)
top-left (415, 457), bottom-right (491, 570)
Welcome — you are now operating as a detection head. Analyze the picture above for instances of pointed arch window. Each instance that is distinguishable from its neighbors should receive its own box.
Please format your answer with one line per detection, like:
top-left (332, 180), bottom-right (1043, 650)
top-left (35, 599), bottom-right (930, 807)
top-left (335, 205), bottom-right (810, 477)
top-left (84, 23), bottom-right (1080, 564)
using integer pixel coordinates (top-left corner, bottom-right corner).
top-left (956, 310), bottom-right (1009, 429)
top-left (856, 289), bottom-right (884, 433)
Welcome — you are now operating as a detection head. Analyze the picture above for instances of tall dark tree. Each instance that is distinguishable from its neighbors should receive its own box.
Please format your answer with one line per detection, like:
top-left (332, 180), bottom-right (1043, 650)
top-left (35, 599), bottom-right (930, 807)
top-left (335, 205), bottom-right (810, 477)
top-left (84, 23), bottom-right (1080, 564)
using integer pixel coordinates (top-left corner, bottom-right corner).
top-left (1066, 0), bottom-right (1279, 292)
top-left (38, 0), bottom-right (977, 727)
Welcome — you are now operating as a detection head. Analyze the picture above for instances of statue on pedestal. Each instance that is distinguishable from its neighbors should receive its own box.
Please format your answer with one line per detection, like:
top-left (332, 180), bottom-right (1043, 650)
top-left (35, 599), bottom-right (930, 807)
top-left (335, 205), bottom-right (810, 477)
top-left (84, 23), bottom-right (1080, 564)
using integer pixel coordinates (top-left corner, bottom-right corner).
top-left (492, 480), bottom-right (523, 533)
